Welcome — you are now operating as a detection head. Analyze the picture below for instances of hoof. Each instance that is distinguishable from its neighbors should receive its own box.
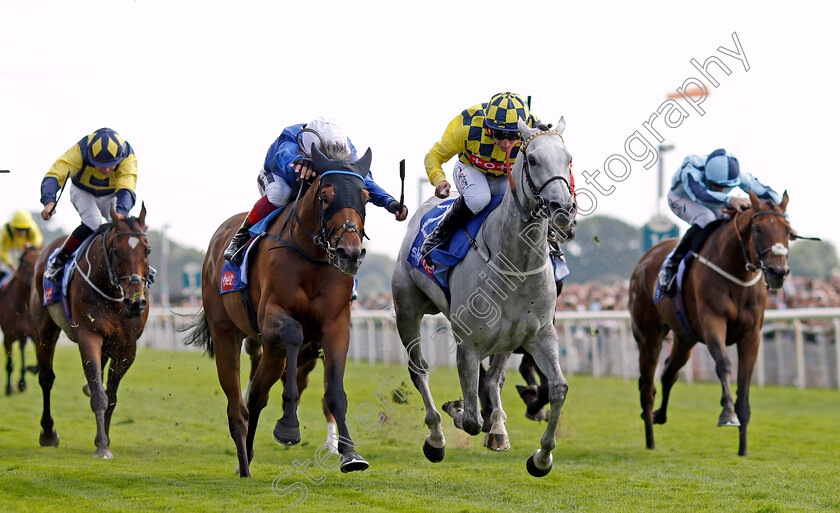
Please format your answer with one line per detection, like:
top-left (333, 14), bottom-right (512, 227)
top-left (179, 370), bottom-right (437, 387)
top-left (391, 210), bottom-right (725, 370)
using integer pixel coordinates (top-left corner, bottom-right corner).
top-left (484, 432), bottom-right (510, 452)
top-left (526, 453), bottom-right (552, 478)
top-left (18, 380), bottom-right (26, 392)
top-left (422, 438), bottom-right (445, 463)
top-left (82, 383), bottom-right (91, 397)
top-left (652, 409), bottom-right (667, 425)
top-left (39, 428), bottom-right (60, 447)
top-left (93, 447), bottom-right (113, 459)
top-left (339, 451), bottom-right (369, 473)
top-left (717, 409), bottom-right (740, 427)
top-left (273, 420), bottom-right (301, 446)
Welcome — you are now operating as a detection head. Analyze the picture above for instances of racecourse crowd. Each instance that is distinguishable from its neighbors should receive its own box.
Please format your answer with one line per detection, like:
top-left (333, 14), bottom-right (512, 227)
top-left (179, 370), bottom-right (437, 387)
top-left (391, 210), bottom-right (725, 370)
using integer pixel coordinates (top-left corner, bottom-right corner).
top-left (351, 270), bottom-right (840, 311)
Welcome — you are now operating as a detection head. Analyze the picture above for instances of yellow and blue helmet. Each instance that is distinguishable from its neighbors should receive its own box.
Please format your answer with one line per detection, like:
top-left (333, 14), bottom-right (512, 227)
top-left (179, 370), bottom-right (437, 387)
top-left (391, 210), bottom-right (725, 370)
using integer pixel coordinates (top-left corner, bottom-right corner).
top-left (483, 92), bottom-right (530, 132)
top-left (705, 149), bottom-right (741, 187)
top-left (87, 128), bottom-right (128, 168)
top-left (10, 210), bottom-right (34, 230)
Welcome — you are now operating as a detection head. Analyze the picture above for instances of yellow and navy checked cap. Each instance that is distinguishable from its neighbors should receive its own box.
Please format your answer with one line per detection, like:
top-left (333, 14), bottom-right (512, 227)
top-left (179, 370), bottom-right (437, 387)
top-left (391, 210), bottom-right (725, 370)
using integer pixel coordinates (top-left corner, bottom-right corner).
top-left (484, 92), bottom-right (530, 131)
top-left (87, 128), bottom-right (127, 168)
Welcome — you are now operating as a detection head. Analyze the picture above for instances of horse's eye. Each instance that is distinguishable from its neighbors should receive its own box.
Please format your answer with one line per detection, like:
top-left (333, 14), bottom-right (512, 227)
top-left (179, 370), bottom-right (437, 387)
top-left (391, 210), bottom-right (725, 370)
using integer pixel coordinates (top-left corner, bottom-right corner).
top-left (528, 155), bottom-right (537, 166)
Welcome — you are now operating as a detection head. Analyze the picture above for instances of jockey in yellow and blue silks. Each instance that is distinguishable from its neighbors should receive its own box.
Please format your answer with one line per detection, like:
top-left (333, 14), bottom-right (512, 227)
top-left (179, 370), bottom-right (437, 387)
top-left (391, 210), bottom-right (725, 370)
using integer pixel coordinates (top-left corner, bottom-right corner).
top-left (39, 128), bottom-right (138, 283)
top-left (224, 117), bottom-right (408, 265)
top-left (658, 148), bottom-right (784, 296)
top-left (420, 92), bottom-right (541, 263)
top-left (0, 211), bottom-right (43, 289)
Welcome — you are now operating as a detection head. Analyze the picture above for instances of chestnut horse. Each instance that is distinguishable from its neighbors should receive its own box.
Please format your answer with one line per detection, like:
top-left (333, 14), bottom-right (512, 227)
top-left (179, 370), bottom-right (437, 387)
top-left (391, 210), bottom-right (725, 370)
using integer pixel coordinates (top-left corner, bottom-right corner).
top-left (629, 191), bottom-right (792, 456)
top-left (184, 144), bottom-right (372, 478)
top-left (29, 205), bottom-right (152, 458)
top-left (1, 244), bottom-right (40, 395)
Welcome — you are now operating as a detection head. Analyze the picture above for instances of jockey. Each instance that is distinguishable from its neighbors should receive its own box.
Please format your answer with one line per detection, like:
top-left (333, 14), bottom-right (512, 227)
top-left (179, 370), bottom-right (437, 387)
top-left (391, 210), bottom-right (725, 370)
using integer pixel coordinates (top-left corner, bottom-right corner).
top-left (658, 148), bottom-right (783, 296)
top-left (421, 92), bottom-right (566, 278)
top-left (40, 128), bottom-right (138, 283)
top-left (0, 210), bottom-right (43, 289)
top-left (224, 117), bottom-right (409, 265)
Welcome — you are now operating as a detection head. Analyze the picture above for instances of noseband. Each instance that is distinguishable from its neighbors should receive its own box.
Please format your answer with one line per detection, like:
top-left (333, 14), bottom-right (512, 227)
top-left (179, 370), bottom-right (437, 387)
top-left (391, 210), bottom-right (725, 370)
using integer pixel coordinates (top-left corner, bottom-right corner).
top-left (510, 130), bottom-right (576, 223)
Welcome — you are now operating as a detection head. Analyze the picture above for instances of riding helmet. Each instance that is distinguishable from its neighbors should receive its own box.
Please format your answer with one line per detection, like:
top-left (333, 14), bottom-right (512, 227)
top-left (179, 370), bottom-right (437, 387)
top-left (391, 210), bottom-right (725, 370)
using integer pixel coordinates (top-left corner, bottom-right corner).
top-left (484, 92), bottom-right (530, 132)
top-left (87, 128), bottom-right (128, 168)
top-left (705, 149), bottom-right (741, 187)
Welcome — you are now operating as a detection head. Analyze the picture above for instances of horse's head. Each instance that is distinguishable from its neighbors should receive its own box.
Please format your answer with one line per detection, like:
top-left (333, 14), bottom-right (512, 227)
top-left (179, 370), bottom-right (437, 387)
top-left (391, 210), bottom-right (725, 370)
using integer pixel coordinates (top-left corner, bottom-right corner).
top-left (17, 243), bottom-right (40, 286)
top-left (107, 203), bottom-right (152, 318)
top-left (747, 190), bottom-right (791, 289)
top-left (515, 118), bottom-right (577, 239)
top-left (308, 143), bottom-right (371, 275)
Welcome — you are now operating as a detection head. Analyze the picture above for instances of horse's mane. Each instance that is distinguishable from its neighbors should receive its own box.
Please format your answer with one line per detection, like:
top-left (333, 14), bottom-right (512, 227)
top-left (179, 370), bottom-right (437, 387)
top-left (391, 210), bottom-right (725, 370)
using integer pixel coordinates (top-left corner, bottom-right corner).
top-left (318, 141), bottom-right (353, 162)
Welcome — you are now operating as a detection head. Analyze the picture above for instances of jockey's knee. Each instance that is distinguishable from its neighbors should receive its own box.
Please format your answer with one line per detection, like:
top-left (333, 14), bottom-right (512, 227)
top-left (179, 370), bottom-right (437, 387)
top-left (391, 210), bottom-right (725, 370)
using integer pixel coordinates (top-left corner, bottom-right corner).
top-left (463, 190), bottom-right (491, 215)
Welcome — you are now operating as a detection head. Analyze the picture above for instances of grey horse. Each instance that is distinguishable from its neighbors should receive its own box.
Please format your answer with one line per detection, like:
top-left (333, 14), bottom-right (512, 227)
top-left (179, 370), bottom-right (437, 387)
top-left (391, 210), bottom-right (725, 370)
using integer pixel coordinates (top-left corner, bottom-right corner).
top-left (392, 119), bottom-right (576, 477)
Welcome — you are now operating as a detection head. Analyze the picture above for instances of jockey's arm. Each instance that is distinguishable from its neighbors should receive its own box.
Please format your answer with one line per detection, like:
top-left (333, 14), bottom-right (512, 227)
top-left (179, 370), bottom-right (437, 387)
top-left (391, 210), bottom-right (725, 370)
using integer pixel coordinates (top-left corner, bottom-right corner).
top-left (364, 173), bottom-right (408, 221)
top-left (424, 116), bottom-right (465, 194)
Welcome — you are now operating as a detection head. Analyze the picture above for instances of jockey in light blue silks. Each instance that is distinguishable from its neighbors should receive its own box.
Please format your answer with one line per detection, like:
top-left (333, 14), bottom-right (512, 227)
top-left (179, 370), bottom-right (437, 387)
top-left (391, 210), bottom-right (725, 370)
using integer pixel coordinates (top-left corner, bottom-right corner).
top-left (224, 117), bottom-right (408, 265)
top-left (658, 148), bottom-right (784, 296)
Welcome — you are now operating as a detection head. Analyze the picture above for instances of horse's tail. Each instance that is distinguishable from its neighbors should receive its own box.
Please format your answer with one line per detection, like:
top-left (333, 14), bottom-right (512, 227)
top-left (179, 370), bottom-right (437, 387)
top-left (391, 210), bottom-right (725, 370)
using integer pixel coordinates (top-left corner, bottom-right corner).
top-left (178, 308), bottom-right (214, 358)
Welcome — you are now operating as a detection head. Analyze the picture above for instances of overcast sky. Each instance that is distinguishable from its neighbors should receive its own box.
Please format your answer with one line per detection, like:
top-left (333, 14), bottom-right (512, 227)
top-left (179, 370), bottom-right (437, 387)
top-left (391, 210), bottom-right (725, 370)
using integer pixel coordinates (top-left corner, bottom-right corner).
top-left (1, 0), bottom-right (837, 261)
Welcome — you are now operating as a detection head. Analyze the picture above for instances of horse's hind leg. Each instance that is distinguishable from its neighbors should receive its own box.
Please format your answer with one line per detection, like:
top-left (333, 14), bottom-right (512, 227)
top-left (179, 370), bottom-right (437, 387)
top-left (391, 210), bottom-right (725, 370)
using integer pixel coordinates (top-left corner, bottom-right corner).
top-left (653, 335), bottom-right (696, 425)
top-left (212, 329), bottom-right (250, 477)
top-left (632, 318), bottom-right (666, 450)
top-left (34, 323), bottom-right (61, 447)
top-left (18, 338), bottom-right (29, 392)
top-left (4, 340), bottom-right (12, 395)
top-left (483, 351), bottom-right (512, 451)
top-left (242, 337), bottom-right (262, 402)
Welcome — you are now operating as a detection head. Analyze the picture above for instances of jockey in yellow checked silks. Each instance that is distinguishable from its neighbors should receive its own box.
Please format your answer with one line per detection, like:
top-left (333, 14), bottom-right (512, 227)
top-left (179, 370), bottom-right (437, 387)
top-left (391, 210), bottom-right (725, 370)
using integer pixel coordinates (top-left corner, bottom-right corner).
top-left (0, 211), bottom-right (42, 290)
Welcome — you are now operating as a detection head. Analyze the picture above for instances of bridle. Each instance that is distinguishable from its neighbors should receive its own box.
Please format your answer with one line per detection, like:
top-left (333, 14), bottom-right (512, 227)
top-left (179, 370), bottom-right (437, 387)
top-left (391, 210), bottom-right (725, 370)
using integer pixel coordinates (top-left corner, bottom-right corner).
top-left (268, 171), bottom-right (367, 270)
top-left (77, 224), bottom-right (154, 303)
top-left (733, 209), bottom-right (789, 274)
top-left (507, 130), bottom-right (576, 223)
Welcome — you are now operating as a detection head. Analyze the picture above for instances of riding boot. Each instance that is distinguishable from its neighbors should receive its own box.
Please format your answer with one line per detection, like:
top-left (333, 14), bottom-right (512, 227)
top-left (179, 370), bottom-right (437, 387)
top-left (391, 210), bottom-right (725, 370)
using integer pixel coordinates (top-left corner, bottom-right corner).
top-left (421, 196), bottom-right (472, 266)
top-left (44, 225), bottom-right (91, 284)
top-left (223, 218), bottom-right (254, 266)
top-left (659, 224), bottom-right (701, 296)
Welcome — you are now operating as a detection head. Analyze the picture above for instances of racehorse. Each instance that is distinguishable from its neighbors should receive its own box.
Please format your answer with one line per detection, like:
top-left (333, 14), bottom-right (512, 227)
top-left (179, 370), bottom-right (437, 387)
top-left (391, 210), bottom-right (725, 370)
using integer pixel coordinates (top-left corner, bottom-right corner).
top-left (183, 143), bottom-right (372, 478)
top-left (629, 191), bottom-right (792, 456)
top-left (29, 205), bottom-right (152, 458)
top-left (1, 244), bottom-right (40, 395)
top-left (392, 119), bottom-right (576, 477)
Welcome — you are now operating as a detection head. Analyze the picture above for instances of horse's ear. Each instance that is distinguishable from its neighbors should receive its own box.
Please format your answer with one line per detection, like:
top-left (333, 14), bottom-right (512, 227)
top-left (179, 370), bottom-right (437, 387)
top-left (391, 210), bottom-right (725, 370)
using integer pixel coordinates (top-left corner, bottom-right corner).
top-left (555, 116), bottom-right (566, 135)
top-left (310, 143), bottom-right (328, 174)
top-left (518, 119), bottom-right (537, 140)
top-left (354, 148), bottom-right (372, 179)
top-left (749, 190), bottom-right (760, 209)
top-left (138, 202), bottom-right (147, 226)
top-left (779, 190), bottom-right (789, 211)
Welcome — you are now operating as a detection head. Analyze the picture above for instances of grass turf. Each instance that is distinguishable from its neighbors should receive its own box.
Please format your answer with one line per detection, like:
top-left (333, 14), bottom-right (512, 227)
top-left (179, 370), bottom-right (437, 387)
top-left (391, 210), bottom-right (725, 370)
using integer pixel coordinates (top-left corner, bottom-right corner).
top-left (1, 344), bottom-right (838, 512)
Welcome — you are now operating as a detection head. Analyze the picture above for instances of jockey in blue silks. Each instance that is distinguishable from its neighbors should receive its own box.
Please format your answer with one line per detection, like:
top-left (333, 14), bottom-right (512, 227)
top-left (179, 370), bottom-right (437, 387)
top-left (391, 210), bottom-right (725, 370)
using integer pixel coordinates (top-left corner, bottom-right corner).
top-left (224, 117), bottom-right (408, 265)
top-left (658, 148), bottom-right (784, 296)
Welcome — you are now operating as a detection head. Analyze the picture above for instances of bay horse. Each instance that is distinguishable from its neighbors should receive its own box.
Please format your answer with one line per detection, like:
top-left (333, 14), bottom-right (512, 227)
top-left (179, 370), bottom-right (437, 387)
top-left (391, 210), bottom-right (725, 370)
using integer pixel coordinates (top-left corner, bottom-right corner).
top-left (1, 244), bottom-right (40, 395)
top-left (183, 143), bottom-right (372, 478)
top-left (392, 119), bottom-right (576, 477)
top-left (629, 191), bottom-right (792, 456)
top-left (29, 204), bottom-right (152, 458)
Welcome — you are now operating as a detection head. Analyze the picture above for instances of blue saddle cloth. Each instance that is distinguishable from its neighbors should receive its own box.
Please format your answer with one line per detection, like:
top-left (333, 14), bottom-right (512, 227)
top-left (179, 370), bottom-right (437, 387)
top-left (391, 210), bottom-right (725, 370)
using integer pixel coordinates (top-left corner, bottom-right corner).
top-left (654, 249), bottom-right (697, 339)
top-left (220, 207), bottom-right (287, 295)
top-left (408, 195), bottom-right (504, 299)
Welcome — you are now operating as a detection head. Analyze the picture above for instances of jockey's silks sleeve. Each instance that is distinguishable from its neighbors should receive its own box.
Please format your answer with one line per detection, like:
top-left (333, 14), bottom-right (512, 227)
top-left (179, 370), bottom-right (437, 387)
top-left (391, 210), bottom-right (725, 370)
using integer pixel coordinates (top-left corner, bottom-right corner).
top-left (0, 222), bottom-right (42, 266)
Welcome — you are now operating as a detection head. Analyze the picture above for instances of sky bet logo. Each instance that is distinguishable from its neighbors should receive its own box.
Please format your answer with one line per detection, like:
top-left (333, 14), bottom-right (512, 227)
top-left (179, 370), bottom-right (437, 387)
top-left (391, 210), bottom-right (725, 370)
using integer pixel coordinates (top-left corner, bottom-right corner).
top-left (221, 271), bottom-right (235, 291)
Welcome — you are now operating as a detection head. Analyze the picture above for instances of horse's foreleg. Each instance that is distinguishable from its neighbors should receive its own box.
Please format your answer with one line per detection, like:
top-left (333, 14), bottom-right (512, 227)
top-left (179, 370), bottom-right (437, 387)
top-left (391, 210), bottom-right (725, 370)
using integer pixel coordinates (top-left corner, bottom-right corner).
top-left (102, 342), bottom-right (136, 440)
top-left (734, 331), bottom-right (760, 456)
top-left (262, 309), bottom-right (303, 447)
top-left (77, 330), bottom-right (112, 458)
top-left (4, 343), bottom-right (12, 395)
top-left (654, 335), bottom-right (696, 425)
top-left (704, 328), bottom-right (738, 427)
top-left (18, 338), bottom-right (29, 392)
top-left (245, 343), bottom-right (285, 459)
top-left (525, 329), bottom-right (569, 477)
top-left (633, 319), bottom-right (664, 450)
top-left (483, 351), bottom-right (512, 451)
top-left (320, 365), bottom-right (339, 454)
top-left (321, 322), bottom-right (368, 473)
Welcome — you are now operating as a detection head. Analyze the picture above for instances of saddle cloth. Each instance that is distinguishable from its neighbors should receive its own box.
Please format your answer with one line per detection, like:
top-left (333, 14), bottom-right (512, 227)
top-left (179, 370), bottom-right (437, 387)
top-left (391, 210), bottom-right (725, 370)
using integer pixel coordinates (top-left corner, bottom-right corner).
top-left (654, 249), bottom-right (697, 338)
top-left (220, 207), bottom-right (286, 295)
top-left (408, 195), bottom-right (504, 299)
top-left (42, 230), bottom-right (103, 306)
